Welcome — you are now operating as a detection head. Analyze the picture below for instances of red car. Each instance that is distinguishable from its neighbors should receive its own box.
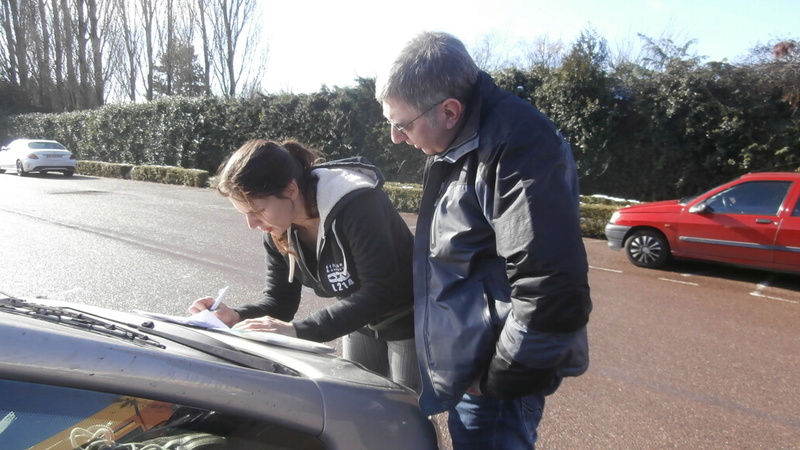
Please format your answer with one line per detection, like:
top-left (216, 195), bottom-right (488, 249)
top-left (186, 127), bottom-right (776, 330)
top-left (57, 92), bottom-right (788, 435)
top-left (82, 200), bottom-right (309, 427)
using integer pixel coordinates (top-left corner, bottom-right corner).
top-left (604, 172), bottom-right (800, 274)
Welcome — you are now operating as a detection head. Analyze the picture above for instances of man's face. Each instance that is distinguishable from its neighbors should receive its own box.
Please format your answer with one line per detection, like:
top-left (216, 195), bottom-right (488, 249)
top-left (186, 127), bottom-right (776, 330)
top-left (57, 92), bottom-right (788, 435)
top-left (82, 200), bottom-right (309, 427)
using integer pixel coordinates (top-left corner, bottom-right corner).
top-left (382, 97), bottom-right (453, 156)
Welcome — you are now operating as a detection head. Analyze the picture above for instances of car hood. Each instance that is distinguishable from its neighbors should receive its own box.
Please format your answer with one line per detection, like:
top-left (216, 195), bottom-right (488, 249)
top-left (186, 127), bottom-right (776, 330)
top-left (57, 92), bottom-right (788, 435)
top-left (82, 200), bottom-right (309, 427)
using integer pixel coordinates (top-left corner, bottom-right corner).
top-left (0, 293), bottom-right (436, 449)
top-left (616, 199), bottom-right (683, 214)
top-left (0, 294), bottom-right (398, 388)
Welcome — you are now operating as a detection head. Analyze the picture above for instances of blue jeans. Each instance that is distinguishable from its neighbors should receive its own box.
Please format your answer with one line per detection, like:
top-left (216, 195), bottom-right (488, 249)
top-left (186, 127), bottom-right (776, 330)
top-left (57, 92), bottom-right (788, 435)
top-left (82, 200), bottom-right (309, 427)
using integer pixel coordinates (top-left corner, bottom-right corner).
top-left (447, 391), bottom-right (546, 449)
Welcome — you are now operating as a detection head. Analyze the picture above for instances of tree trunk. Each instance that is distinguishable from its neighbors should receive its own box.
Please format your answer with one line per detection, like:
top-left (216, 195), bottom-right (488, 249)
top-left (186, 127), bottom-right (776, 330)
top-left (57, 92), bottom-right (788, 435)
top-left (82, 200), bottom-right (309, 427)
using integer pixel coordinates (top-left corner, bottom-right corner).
top-left (60, 0), bottom-right (77, 110)
top-left (51, 0), bottom-right (64, 110)
top-left (87, 0), bottom-right (103, 106)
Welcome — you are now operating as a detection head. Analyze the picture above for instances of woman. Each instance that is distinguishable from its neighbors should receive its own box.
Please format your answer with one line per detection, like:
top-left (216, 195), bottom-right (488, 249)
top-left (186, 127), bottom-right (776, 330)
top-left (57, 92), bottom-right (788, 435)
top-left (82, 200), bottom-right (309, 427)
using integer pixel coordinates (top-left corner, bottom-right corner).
top-left (189, 139), bottom-right (419, 391)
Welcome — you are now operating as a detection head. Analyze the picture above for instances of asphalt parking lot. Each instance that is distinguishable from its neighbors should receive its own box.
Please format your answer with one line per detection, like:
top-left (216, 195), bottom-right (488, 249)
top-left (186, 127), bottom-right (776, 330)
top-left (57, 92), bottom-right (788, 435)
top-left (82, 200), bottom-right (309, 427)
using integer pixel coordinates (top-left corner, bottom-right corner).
top-left (1, 175), bottom-right (797, 448)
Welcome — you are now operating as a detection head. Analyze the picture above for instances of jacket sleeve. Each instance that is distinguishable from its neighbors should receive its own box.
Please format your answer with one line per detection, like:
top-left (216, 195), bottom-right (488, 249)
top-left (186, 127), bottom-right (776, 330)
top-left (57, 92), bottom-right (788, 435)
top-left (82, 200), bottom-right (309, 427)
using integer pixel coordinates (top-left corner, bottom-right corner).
top-left (479, 122), bottom-right (592, 399)
top-left (234, 235), bottom-right (302, 322)
top-left (292, 190), bottom-right (413, 342)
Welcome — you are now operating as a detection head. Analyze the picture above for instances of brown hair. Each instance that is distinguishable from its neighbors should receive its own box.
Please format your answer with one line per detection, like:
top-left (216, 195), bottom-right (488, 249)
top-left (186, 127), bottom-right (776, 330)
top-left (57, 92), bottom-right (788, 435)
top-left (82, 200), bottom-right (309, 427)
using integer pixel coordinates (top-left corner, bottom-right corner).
top-left (216, 139), bottom-right (323, 254)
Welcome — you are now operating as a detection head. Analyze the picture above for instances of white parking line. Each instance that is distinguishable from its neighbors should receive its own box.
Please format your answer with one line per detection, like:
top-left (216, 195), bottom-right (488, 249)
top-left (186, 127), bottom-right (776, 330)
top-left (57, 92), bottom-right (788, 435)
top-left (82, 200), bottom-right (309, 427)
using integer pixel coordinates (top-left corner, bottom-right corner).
top-left (751, 277), bottom-right (798, 303)
top-left (591, 260), bottom-right (799, 303)
top-left (658, 278), bottom-right (699, 286)
top-left (679, 269), bottom-right (723, 278)
top-left (589, 265), bottom-right (623, 273)
top-left (750, 291), bottom-right (799, 304)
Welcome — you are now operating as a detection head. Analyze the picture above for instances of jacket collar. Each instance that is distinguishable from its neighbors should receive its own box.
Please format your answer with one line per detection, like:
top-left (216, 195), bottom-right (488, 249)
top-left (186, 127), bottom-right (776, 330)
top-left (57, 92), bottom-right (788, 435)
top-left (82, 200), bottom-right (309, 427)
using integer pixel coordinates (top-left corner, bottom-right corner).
top-left (436, 71), bottom-right (493, 163)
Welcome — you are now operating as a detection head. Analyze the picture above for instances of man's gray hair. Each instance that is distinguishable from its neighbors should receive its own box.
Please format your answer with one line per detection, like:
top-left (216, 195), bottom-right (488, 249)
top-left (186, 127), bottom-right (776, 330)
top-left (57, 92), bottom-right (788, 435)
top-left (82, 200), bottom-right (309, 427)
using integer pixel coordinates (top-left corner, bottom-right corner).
top-left (376, 31), bottom-right (480, 112)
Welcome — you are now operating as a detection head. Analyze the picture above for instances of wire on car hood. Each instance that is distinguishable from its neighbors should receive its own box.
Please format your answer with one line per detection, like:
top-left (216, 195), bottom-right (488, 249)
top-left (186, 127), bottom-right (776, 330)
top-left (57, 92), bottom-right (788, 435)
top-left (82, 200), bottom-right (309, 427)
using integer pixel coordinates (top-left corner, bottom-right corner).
top-left (0, 293), bottom-right (165, 349)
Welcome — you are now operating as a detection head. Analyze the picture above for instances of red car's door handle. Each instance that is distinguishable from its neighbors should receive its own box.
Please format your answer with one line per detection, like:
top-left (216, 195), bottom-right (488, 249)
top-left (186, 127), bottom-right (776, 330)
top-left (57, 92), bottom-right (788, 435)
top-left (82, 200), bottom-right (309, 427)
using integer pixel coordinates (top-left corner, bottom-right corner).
top-left (755, 218), bottom-right (773, 224)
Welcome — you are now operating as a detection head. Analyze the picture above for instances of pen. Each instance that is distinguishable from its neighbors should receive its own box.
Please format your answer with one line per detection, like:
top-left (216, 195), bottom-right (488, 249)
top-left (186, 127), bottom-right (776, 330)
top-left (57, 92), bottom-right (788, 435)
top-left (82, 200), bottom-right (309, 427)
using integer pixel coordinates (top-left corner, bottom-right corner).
top-left (210, 286), bottom-right (229, 311)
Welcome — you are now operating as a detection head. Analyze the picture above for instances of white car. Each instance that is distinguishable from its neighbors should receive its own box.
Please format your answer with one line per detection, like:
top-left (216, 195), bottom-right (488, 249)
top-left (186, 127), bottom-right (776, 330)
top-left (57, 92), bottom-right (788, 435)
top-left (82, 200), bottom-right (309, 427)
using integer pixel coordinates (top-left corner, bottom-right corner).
top-left (0, 139), bottom-right (77, 177)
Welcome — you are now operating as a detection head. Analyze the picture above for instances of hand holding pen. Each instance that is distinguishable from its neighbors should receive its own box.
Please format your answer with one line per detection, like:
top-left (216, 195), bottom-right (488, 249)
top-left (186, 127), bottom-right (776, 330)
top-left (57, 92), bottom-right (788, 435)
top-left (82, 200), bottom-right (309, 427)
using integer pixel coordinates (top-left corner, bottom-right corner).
top-left (188, 286), bottom-right (240, 327)
top-left (210, 286), bottom-right (229, 311)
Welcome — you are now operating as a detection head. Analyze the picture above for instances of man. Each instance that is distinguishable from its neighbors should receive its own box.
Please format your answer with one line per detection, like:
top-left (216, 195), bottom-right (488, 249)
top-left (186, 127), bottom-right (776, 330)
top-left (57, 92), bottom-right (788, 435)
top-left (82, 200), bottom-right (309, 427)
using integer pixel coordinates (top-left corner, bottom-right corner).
top-left (376, 31), bottom-right (592, 449)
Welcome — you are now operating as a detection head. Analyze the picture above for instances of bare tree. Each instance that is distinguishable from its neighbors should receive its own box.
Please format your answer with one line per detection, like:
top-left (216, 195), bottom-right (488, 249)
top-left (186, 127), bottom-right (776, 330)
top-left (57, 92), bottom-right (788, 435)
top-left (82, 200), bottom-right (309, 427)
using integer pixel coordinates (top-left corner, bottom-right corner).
top-left (195, 0), bottom-right (211, 95)
top-left (153, 0), bottom-right (195, 97)
top-left (139, 0), bottom-right (156, 100)
top-left (34, 0), bottom-right (53, 109)
top-left (58, 0), bottom-right (77, 109)
top-left (50, 0), bottom-right (64, 107)
top-left (2, 0), bottom-right (28, 87)
top-left (207, 0), bottom-right (265, 97)
top-left (0, 0), bottom-right (17, 83)
top-left (86, 0), bottom-right (107, 106)
top-left (112, 0), bottom-right (139, 101)
top-left (75, 0), bottom-right (94, 107)
top-left (161, 0), bottom-right (174, 95)
top-left (469, 33), bottom-right (513, 72)
top-left (152, 0), bottom-right (205, 97)
top-left (3, 0), bottom-right (269, 108)
top-left (520, 36), bottom-right (565, 71)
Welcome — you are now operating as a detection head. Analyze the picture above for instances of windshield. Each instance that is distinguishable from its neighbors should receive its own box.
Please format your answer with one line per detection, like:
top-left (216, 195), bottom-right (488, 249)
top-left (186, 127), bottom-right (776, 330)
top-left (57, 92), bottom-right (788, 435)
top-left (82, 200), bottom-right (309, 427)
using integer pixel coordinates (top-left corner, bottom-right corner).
top-left (27, 141), bottom-right (67, 150)
top-left (679, 180), bottom-right (734, 205)
top-left (0, 379), bottom-right (325, 449)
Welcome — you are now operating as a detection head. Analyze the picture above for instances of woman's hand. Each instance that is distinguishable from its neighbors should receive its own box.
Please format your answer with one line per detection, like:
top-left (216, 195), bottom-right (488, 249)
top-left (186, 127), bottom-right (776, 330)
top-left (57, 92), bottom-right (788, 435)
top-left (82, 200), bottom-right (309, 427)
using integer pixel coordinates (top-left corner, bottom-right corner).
top-left (188, 296), bottom-right (240, 328)
top-left (233, 316), bottom-right (297, 337)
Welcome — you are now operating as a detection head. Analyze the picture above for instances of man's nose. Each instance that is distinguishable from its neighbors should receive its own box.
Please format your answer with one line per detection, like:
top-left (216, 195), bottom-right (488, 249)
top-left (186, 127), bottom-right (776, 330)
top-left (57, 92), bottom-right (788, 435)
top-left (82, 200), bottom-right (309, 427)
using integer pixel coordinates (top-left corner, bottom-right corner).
top-left (390, 127), bottom-right (407, 144)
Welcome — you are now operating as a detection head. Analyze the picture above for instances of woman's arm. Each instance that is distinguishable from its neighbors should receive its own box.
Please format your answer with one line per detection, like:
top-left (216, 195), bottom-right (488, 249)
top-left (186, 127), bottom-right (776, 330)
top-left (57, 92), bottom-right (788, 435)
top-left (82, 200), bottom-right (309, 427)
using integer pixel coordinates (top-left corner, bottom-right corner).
top-left (293, 190), bottom-right (413, 342)
top-left (234, 235), bottom-right (303, 322)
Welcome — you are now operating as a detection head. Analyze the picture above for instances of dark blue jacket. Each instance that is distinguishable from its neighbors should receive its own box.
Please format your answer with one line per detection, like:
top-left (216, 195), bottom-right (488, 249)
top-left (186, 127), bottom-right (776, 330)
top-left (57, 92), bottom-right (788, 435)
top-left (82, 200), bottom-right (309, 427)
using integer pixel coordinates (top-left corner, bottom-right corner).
top-left (414, 72), bottom-right (592, 415)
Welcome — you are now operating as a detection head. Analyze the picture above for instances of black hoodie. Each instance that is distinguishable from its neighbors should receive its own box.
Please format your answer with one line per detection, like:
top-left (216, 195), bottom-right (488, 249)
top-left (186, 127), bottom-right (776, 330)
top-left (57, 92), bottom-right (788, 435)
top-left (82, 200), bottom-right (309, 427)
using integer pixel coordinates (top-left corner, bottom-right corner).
top-left (235, 157), bottom-right (415, 343)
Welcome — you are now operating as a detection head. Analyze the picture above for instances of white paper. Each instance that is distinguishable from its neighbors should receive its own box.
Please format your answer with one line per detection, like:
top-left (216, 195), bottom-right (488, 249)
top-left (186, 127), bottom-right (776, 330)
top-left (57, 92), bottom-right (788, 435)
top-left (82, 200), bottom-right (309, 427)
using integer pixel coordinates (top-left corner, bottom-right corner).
top-left (132, 309), bottom-right (335, 354)
top-left (134, 309), bottom-right (228, 329)
top-left (213, 329), bottom-right (335, 353)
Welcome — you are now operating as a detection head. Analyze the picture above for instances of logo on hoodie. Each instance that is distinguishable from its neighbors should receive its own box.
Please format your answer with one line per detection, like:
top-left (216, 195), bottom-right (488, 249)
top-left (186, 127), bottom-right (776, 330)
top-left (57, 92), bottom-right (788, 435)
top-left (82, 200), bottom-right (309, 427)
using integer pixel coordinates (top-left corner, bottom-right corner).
top-left (325, 263), bottom-right (354, 292)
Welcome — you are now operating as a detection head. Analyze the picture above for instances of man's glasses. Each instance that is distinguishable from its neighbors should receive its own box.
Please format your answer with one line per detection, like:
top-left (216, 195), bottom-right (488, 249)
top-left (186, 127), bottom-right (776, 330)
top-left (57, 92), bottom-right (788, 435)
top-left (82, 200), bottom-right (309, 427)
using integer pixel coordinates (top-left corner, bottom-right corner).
top-left (387, 100), bottom-right (445, 133)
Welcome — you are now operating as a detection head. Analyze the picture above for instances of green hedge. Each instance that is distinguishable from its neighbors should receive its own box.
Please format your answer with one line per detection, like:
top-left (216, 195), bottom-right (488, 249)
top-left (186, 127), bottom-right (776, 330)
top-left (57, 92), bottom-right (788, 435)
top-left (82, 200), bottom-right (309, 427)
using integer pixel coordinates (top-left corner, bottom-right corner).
top-left (383, 184), bottom-right (630, 238)
top-left (383, 182), bottom-right (423, 213)
top-left (580, 203), bottom-right (619, 238)
top-left (5, 83), bottom-right (428, 185)
top-left (129, 165), bottom-right (209, 188)
top-left (76, 160), bottom-right (209, 187)
top-left (77, 161), bottom-right (134, 179)
top-left (76, 160), bottom-right (630, 237)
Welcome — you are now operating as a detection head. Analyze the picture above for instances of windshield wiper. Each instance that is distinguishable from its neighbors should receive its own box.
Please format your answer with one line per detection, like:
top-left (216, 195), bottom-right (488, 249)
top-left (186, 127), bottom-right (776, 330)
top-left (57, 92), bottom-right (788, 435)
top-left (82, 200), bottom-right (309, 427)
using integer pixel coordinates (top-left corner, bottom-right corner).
top-left (0, 293), bottom-right (299, 376)
top-left (0, 294), bottom-right (165, 349)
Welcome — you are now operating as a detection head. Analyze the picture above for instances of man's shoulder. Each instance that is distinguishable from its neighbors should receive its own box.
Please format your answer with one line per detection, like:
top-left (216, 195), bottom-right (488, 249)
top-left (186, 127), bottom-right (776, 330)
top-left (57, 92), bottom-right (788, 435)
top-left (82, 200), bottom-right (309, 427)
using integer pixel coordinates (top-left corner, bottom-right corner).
top-left (483, 91), bottom-right (555, 130)
top-left (479, 104), bottom-right (563, 150)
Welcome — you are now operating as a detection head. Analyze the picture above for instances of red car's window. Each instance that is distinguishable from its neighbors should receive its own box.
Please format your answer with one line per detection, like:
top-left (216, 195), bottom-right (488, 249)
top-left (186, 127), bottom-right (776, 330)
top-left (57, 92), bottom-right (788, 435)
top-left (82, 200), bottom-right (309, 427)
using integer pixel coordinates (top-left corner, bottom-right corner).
top-left (705, 181), bottom-right (791, 216)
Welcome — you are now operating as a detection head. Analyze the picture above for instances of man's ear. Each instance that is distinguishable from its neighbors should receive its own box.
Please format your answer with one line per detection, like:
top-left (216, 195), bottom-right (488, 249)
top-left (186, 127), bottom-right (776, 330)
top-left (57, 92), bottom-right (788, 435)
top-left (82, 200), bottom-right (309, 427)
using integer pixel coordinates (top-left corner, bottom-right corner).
top-left (441, 98), bottom-right (463, 130)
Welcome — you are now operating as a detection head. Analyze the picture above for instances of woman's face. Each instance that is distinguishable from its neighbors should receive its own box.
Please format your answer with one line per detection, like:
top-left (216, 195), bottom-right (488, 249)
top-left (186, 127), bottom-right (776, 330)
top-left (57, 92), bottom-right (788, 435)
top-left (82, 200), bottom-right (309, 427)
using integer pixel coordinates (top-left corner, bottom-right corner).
top-left (229, 192), bottom-right (296, 237)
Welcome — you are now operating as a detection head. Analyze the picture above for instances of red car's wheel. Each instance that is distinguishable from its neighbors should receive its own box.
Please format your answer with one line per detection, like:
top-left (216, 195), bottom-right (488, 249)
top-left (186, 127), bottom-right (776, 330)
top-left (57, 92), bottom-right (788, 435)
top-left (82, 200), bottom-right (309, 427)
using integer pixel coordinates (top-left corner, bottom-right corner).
top-left (624, 229), bottom-right (670, 268)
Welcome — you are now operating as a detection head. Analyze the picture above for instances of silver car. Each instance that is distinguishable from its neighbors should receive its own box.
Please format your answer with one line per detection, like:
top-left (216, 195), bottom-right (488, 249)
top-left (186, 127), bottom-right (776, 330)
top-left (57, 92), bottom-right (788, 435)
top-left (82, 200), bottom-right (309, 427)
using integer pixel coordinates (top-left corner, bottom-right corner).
top-left (0, 294), bottom-right (437, 449)
top-left (0, 139), bottom-right (77, 177)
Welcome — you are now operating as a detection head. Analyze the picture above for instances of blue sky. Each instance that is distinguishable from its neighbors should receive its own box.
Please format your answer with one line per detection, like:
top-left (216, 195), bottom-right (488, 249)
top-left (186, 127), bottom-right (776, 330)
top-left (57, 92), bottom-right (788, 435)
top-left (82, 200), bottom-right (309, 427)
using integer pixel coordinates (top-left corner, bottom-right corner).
top-left (258, 0), bottom-right (798, 94)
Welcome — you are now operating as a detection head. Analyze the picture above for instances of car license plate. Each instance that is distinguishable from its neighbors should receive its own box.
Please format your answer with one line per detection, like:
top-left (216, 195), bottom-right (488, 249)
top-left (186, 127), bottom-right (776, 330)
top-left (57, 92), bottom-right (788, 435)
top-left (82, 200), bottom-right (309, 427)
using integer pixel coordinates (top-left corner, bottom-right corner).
top-left (46, 155), bottom-right (62, 158)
